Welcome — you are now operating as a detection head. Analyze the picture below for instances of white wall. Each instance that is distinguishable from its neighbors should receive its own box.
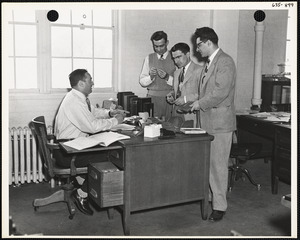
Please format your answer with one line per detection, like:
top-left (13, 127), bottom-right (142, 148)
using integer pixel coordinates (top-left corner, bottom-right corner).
top-left (8, 9), bottom-right (288, 128)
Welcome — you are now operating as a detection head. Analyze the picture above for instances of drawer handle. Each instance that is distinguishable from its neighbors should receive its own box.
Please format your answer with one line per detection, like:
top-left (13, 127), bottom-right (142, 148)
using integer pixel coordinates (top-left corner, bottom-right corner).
top-left (90, 170), bottom-right (98, 180)
top-left (89, 188), bottom-right (98, 198)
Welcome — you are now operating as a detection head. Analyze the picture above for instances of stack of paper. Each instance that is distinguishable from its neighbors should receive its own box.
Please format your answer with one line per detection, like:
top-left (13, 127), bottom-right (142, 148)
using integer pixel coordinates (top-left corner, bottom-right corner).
top-left (64, 132), bottom-right (130, 150)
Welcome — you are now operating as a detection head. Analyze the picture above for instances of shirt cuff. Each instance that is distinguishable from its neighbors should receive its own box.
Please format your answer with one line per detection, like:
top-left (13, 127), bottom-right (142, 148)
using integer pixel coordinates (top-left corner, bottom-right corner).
top-left (184, 96), bottom-right (187, 103)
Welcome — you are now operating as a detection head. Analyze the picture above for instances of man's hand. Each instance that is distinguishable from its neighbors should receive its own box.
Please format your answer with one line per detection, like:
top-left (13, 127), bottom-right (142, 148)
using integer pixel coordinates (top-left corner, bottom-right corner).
top-left (114, 114), bottom-right (124, 124)
top-left (149, 67), bottom-right (157, 80)
top-left (110, 109), bottom-right (129, 117)
top-left (157, 68), bottom-right (169, 79)
top-left (190, 101), bottom-right (200, 112)
top-left (174, 97), bottom-right (185, 106)
top-left (166, 92), bottom-right (175, 104)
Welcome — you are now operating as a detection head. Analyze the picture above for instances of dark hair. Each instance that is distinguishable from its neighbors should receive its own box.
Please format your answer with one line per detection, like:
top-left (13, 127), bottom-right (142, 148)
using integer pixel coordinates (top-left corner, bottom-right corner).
top-left (171, 42), bottom-right (190, 54)
top-left (69, 69), bottom-right (88, 87)
top-left (194, 27), bottom-right (218, 45)
top-left (150, 31), bottom-right (168, 42)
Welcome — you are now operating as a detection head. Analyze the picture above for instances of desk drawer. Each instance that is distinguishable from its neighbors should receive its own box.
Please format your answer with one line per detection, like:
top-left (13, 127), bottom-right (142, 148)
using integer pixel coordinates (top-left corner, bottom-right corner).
top-left (275, 128), bottom-right (291, 149)
top-left (88, 162), bottom-right (123, 208)
top-left (238, 118), bottom-right (275, 138)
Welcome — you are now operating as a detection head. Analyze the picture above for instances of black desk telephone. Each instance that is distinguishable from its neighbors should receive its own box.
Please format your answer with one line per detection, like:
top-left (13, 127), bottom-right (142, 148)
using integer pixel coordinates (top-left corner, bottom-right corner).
top-left (158, 128), bottom-right (176, 139)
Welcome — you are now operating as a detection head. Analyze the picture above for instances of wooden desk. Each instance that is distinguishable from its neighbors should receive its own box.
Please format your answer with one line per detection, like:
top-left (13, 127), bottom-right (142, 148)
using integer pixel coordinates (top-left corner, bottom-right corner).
top-left (236, 115), bottom-right (291, 194)
top-left (60, 133), bottom-right (213, 235)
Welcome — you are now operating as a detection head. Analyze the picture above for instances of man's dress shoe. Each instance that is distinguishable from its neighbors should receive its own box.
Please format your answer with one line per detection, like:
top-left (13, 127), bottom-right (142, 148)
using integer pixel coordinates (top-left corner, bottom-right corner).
top-left (72, 190), bottom-right (93, 215)
top-left (209, 210), bottom-right (225, 222)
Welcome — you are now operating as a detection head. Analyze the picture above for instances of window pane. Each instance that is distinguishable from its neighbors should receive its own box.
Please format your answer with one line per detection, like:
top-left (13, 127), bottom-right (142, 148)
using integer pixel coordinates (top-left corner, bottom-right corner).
top-left (93, 10), bottom-right (112, 27)
top-left (13, 9), bottom-right (36, 22)
top-left (52, 58), bottom-right (72, 88)
top-left (73, 59), bottom-right (93, 75)
top-left (51, 26), bottom-right (72, 57)
top-left (73, 28), bottom-right (92, 57)
top-left (52, 9), bottom-right (71, 24)
top-left (6, 22), bottom-right (14, 56)
top-left (15, 25), bottom-right (37, 56)
top-left (6, 57), bottom-right (15, 89)
top-left (72, 9), bottom-right (92, 26)
top-left (15, 58), bottom-right (37, 89)
top-left (94, 29), bottom-right (112, 58)
top-left (94, 59), bottom-right (112, 88)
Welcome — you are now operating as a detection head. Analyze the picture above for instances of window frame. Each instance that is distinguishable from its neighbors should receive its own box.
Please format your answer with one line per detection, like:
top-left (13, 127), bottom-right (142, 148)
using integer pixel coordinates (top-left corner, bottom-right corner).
top-left (7, 9), bottom-right (119, 95)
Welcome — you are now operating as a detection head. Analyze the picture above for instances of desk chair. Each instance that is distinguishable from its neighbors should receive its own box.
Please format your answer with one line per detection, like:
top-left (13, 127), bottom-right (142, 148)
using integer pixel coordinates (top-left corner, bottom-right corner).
top-left (30, 116), bottom-right (87, 219)
top-left (228, 142), bottom-right (262, 192)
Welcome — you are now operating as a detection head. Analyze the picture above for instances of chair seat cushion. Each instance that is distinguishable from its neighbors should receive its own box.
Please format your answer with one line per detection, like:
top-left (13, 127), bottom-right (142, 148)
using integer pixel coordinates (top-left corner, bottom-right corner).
top-left (230, 143), bottom-right (261, 158)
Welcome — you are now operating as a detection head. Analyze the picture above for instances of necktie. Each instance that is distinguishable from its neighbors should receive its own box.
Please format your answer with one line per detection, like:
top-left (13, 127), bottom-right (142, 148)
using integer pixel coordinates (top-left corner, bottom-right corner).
top-left (160, 54), bottom-right (164, 60)
top-left (201, 59), bottom-right (210, 84)
top-left (176, 67), bottom-right (185, 98)
top-left (86, 98), bottom-right (91, 112)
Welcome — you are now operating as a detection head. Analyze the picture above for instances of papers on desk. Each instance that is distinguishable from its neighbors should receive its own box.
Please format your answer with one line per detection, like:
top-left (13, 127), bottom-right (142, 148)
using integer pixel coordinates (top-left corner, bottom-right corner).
top-left (250, 112), bottom-right (291, 122)
top-left (111, 123), bottom-right (135, 131)
top-left (180, 128), bottom-right (206, 134)
top-left (63, 132), bottom-right (130, 150)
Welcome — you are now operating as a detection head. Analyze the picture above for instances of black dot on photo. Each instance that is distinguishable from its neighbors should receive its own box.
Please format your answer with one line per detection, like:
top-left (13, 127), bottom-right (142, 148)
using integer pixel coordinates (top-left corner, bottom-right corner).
top-left (254, 10), bottom-right (266, 22)
top-left (47, 10), bottom-right (59, 22)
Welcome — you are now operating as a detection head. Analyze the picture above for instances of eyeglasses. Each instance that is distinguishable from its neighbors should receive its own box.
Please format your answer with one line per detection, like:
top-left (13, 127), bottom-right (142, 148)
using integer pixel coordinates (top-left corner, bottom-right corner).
top-left (196, 40), bottom-right (207, 49)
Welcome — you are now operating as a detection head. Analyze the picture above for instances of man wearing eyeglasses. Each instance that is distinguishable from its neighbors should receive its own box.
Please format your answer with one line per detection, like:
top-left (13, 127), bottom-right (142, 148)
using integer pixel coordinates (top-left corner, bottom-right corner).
top-left (139, 31), bottom-right (176, 120)
top-left (190, 27), bottom-right (237, 222)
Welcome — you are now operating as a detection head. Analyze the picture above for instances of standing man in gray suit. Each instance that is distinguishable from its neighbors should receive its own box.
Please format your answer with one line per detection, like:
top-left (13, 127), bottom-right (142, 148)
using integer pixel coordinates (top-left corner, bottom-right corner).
top-left (167, 42), bottom-right (202, 127)
top-left (139, 31), bottom-right (176, 120)
top-left (191, 27), bottom-right (237, 222)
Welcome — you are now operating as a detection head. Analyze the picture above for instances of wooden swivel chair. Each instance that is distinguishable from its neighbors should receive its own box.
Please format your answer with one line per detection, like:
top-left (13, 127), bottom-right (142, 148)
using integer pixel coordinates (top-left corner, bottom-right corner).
top-left (30, 116), bottom-right (87, 219)
top-left (228, 141), bottom-right (262, 192)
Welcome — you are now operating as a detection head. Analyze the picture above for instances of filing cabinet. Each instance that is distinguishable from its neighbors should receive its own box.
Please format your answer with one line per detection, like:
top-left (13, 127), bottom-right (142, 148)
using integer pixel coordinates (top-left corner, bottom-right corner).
top-left (273, 126), bottom-right (291, 194)
top-left (88, 161), bottom-right (123, 208)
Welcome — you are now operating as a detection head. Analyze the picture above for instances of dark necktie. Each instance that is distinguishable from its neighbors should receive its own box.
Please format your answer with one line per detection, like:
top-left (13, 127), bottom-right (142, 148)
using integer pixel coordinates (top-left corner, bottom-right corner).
top-left (176, 67), bottom-right (185, 98)
top-left (201, 59), bottom-right (210, 84)
top-left (160, 54), bottom-right (164, 60)
top-left (86, 98), bottom-right (91, 112)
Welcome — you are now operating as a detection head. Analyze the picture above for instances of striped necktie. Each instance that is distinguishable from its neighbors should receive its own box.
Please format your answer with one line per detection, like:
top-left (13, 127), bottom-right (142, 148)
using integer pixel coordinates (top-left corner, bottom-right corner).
top-left (201, 59), bottom-right (210, 84)
top-left (176, 67), bottom-right (185, 98)
top-left (86, 98), bottom-right (91, 112)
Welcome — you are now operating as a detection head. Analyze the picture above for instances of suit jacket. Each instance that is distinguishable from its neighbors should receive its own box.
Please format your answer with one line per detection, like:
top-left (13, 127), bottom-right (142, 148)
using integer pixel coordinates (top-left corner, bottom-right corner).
top-left (169, 61), bottom-right (203, 123)
top-left (197, 49), bottom-right (237, 134)
top-left (172, 61), bottom-right (203, 101)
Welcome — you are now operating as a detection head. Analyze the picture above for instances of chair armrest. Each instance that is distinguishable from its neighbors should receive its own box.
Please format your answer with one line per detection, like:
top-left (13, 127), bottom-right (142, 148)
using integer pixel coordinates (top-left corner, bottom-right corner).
top-left (46, 142), bottom-right (60, 150)
top-left (47, 134), bottom-right (56, 141)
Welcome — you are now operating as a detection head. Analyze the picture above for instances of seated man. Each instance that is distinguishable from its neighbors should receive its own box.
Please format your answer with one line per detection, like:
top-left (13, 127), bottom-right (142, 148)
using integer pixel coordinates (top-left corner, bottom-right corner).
top-left (54, 69), bottom-right (126, 216)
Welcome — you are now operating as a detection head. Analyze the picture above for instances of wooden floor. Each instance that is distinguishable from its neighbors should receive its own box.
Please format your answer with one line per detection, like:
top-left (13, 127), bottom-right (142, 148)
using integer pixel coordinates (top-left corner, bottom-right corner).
top-left (6, 159), bottom-right (294, 237)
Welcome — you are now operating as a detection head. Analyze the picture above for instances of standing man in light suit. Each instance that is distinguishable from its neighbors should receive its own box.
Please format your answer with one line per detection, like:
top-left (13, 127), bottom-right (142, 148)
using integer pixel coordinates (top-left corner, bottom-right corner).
top-left (190, 27), bottom-right (237, 222)
top-left (139, 31), bottom-right (176, 120)
top-left (166, 42), bottom-right (202, 127)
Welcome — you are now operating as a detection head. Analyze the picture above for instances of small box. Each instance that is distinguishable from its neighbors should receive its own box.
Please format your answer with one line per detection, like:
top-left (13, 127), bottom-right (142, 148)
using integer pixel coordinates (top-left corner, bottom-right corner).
top-left (144, 124), bottom-right (162, 138)
top-left (88, 162), bottom-right (123, 208)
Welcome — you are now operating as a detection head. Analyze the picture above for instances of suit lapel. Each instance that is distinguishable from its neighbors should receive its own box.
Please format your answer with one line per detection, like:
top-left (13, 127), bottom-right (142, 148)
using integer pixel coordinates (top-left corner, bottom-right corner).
top-left (201, 49), bottom-right (223, 87)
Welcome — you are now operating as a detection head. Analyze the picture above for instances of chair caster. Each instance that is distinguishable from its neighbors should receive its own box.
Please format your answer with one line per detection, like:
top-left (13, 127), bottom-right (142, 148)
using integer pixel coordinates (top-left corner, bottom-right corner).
top-left (257, 184), bottom-right (261, 191)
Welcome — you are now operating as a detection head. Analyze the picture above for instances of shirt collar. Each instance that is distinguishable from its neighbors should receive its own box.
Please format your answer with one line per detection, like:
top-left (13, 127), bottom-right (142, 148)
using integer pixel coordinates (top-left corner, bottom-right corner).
top-left (183, 61), bottom-right (191, 73)
top-left (71, 88), bottom-right (87, 100)
top-left (208, 48), bottom-right (220, 66)
top-left (157, 51), bottom-right (168, 59)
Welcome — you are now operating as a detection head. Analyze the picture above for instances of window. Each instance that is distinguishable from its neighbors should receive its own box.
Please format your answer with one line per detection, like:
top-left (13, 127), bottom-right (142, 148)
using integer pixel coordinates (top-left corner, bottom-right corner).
top-left (285, 10), bottom-right (292, 75)
top-left (6, 9), bottom-right (116, 93)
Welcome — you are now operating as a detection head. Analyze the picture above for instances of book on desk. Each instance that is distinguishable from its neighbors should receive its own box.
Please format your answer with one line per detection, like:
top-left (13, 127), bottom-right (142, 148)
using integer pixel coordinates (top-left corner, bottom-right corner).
top-left (63, 131), bottom-right (130, 150)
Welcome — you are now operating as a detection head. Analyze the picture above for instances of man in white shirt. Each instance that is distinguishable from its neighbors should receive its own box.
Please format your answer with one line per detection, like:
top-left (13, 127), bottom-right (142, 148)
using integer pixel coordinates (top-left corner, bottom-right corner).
top-left (54, 69), bottom-right (125, 216)
top-left (139, 31), bottom-right (176, 120)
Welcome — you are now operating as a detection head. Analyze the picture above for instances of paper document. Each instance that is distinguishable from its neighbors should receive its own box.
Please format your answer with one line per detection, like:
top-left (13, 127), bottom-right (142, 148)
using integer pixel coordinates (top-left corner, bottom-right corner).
top-left (250, 112), bottom-right (290, 122)
top-left (111, 123), bottom-right (135, 131)
top-left (180, 128), bottom-right (206, 134)
top-left (63, 132), bottom-right (130, 150)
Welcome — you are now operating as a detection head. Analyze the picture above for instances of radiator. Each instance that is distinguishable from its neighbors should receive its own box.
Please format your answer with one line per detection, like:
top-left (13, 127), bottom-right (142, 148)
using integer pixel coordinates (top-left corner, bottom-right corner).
top-left (9, 126), bottom-right (53, 185)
